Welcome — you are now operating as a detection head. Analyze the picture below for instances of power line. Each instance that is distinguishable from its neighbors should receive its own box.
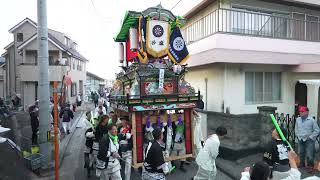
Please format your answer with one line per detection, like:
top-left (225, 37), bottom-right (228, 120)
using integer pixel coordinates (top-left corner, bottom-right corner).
top-left (89, 0), bottom-right (112, 23)
top-left (171, 0), bottom-right (183, 11)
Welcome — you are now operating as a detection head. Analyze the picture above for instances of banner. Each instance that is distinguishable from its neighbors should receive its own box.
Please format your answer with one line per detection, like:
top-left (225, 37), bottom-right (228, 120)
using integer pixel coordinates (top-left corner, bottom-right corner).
top-left (159, 68), bottom-right (165, 92)
top-left (168, 26), bottom-right (190, 65)
top-left (146, 20), bottom-right (170, 57)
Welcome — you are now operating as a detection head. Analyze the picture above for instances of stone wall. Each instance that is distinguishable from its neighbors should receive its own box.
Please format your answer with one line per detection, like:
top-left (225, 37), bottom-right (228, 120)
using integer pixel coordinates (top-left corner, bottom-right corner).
top-left (198, 106), bottom-right (277, 160)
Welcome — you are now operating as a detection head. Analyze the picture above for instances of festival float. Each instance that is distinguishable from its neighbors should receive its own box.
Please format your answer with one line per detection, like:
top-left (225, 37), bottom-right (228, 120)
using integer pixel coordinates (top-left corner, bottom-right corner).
top-left (110, 5), bottom-right (200, 168)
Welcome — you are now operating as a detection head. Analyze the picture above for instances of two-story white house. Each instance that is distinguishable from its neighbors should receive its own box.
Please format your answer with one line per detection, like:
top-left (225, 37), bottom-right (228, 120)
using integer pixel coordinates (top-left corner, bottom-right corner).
top-left (182, 0), bottom-right (320, 119)
top-left (1, 18), bottom-right (88, 108)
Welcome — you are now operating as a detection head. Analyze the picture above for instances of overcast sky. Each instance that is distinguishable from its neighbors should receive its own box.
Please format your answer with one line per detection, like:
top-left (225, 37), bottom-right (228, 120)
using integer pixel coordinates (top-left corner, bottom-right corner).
top-left (0, 0), bottom-right (202, 79)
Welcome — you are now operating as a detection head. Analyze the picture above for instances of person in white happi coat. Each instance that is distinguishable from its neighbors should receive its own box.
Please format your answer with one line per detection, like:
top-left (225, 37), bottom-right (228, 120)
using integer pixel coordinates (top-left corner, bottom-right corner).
top-left (193, 110), bottom-right (204, 157)
top-left (84, 111), bottom-right (95, 177)
top-left (194, 126), bottom-right (227, 180)
top-left (96, 123), bottom-right (122, 180)
top-left (94, 100), bottom-right (107, 119)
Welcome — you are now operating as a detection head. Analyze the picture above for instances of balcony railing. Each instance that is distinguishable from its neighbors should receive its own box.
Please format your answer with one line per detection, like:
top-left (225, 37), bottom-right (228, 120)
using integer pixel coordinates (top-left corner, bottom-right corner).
top-left (182, 8), bottom-right (320, 44)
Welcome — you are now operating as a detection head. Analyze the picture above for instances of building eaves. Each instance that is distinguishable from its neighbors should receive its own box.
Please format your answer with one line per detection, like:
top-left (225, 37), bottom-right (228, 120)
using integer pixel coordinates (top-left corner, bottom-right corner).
top-left (183, 0), bottom-right (216, 19)
top-left (10, 17), bottom-right (89, 62)
top-left (87, 72), bottom-right (105, 81)
top-left (9, 17), bottom-right (37, 33)
top-left (184, 0), bottom-right (320, 20)
top-left (1, 52), bottom-right (8, 57)
top-left (4, 42), bottom-right (14, 50)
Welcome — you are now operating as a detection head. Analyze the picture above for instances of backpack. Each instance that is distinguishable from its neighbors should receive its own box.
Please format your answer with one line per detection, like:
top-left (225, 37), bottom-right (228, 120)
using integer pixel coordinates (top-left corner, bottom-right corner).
top-left (63, 109), bottom-right (69, 119)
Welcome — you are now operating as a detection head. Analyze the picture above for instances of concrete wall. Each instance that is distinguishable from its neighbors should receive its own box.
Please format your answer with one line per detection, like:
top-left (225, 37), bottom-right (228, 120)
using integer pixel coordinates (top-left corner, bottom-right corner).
top-left (185, 64), bottom-right (224, 112)
top-left (200, 106), bottom-right (277, 160)
top-left (18, 65), bottom-right (68, 82)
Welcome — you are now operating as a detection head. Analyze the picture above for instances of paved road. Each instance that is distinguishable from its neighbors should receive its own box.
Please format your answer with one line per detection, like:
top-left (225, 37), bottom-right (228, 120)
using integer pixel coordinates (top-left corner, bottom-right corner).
top-left (53, 117), bottom-right (232, 180)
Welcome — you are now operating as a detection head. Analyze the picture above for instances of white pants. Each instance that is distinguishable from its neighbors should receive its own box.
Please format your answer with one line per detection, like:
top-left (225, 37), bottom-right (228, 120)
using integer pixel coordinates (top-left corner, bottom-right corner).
top-left (122, 151), bottom-right (132, 180)
top-left (100, 169), bottom-right (121, 180)
top-left (272, 170), bottom-right (290, 180)
top-left (194, 166), bottom-right (216, 180)
top-left (62, 122), bottom-right (70, 133)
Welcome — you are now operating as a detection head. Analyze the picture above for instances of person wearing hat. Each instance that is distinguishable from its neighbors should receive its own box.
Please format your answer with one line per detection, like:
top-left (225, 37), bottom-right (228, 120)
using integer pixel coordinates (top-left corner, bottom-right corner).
top-left (142, 128), bottom-right (169, 180)
top-left (263, 127), bottom-right (290, 180)
top-left (295, 106), bottom-right (320, 172)
top-left (118, 116), bottom-right (132, 180)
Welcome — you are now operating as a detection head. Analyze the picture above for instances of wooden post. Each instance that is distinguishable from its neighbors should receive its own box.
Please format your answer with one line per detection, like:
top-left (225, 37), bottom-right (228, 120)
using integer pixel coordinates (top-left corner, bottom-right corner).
top-left (184, 109), bottom-right (192, 154)
top-left (132, 112), bottom-right (137, 167)
top-left (53, 81), bottom-right (59, 180)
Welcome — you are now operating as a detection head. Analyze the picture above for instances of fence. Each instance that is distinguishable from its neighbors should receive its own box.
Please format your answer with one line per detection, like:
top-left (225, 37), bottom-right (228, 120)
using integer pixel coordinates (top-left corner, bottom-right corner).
top-left (275, 113), bottom-right (319, 148)
top-left (182, 8), bottom-right (320, 44)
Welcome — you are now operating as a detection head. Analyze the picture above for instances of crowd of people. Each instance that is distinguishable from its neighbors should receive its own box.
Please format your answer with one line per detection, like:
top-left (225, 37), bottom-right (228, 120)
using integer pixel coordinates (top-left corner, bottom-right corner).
top-left (28, 99), bottom-right (76, 145)
top-left (26, 91), bottom-right (320, 180)
top-left (239, 106), bottom-right (320, 180)
top-left (83, 100), bottom-right (132, 179)
top-left (139, 105), bottom-right (320, 180)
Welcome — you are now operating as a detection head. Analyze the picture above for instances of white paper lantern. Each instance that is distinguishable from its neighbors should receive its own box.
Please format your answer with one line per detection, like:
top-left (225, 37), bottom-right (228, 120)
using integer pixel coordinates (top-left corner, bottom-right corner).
top-left (129, 27), bottom-right (138, 51)
top-left (173, 65), bottom-right (182, 74)
top-left (119, 43), bottom-right (124, 63)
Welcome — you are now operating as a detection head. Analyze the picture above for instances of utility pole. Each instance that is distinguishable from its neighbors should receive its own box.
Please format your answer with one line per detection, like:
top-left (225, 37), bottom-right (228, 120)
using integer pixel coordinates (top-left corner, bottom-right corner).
top-left (37, 0), bottom-right (51, 167)
top-left (53, 81), bottom-right (59, 180)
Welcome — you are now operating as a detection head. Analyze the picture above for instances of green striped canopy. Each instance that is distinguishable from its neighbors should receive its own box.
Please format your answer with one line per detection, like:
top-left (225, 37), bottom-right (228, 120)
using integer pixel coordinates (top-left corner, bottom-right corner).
top-left (113, 11), bottom-right (140, 42)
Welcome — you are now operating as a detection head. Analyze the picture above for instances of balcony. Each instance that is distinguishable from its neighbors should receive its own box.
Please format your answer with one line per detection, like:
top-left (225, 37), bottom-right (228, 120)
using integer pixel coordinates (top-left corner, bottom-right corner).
top-left (182, 8), bottom-right (320, 66)
top-left (182, 8), bottom-right (320, 44)
top-left (18, 63), bottom-right (69, 82)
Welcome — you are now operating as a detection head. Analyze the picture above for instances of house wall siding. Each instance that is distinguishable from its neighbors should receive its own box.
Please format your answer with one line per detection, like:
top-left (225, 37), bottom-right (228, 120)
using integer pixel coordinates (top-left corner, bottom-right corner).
top-left (185, 64), bottom-right (224, 112)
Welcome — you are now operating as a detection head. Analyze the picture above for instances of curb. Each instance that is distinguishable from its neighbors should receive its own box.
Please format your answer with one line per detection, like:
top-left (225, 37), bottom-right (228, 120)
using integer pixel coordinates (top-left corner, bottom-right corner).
top-left (36, 110), bottom-right (85, 178)
top-left (59, 111), bottom-right (85, 167)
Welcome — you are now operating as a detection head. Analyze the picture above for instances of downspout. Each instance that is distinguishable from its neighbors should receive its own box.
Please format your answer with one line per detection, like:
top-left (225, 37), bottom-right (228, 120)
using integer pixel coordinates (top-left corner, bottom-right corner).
top-left (205, 78), bottom-right (208, 111)
top-left (223, 63), bottom-right (227, 113)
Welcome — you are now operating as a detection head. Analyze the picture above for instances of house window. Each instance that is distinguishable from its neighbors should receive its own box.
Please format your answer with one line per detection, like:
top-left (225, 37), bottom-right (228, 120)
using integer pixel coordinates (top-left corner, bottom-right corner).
top-left (71, 83), bottom-right (77, 97)
top-left (72, 59), bottom-right (76, 70)
top-left (245, 72), bottom-right (281, 103)
top-left (17, 33), bottom-right (23, 42)
top-left (49, 56), bottom-right (54, 65)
